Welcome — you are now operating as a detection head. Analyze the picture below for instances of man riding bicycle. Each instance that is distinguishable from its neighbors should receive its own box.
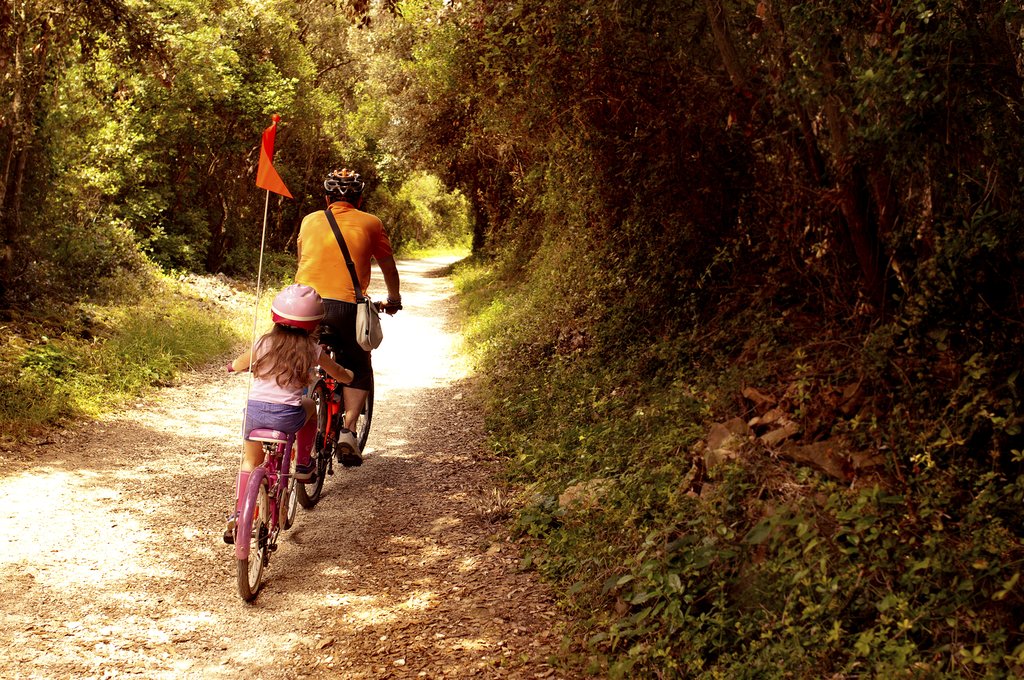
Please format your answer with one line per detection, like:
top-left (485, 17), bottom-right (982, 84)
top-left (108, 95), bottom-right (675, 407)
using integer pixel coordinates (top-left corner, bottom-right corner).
top-left (295, 169), bottom-right (401, 466)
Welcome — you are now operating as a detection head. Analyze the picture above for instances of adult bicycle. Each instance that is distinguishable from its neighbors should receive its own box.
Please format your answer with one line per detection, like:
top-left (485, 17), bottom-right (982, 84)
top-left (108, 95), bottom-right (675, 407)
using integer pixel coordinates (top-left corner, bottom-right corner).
top-left (295, 300), bottom-right (400, 509)
top-left (233, 428), bottom-right (300, 602)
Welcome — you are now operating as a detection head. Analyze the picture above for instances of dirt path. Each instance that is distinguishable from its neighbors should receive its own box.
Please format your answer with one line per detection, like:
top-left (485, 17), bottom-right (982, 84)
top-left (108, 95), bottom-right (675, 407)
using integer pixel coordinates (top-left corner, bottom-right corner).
top-left (0, 259), bottom-right (574, 679)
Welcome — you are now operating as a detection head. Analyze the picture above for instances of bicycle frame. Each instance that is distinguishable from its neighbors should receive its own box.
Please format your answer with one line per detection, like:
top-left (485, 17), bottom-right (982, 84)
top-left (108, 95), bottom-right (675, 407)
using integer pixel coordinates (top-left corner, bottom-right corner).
top-left (314, 334), bottom-right (374, 452)
top-left (319, 366), bottom-right (344, 452)
top-left (234, 430), bottom-right (295, 561)
top-left (295, 340), bottom-right (374, 510)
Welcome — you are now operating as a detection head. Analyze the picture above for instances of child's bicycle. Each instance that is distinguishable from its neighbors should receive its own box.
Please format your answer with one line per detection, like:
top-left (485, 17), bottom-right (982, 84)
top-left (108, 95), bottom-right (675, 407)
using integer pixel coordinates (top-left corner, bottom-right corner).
top-left (233, 428), bottom-right (300, 601)
top-left (295, 300), bottom-right (400, 509)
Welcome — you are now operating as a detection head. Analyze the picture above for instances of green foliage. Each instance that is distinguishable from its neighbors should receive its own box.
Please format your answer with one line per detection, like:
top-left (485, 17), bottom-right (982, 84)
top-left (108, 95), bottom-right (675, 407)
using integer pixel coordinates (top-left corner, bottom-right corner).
top-left (2, 0), bottom-right (1023, 674)
top-left (0, 273), bottom-right (241, 438)
top-left (371, 172), bottom-right (471, 255)
top-left (0, 0), bottom-right (469, 318)
top-left (459, 241), bottom-right (1024, 675)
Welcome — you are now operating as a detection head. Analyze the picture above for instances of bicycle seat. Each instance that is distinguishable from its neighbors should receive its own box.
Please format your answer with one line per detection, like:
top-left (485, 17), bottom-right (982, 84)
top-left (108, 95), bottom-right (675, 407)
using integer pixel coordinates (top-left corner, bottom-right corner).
top-left (247, 428), bottom-right (294, 443)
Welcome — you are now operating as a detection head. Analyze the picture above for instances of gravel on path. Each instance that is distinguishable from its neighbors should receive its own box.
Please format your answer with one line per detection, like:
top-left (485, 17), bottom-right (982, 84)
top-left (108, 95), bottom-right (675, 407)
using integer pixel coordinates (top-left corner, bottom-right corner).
top-left (0, 257), bottom-right (575, 679)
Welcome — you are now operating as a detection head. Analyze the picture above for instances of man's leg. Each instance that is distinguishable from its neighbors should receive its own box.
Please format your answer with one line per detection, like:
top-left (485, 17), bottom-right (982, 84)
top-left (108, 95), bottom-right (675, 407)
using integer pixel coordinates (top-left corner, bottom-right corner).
top-left (334, 386), bottom-right (366, 467)
top-left (321, 298), bottom-right (369, 465)
top-left (343, 386), bottom-right (368, 432)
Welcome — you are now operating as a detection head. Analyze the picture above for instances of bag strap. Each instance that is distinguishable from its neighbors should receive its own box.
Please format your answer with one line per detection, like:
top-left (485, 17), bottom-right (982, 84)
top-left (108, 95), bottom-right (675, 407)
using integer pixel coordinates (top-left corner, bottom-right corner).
top-left (323, 208), bottom-right (366, 303)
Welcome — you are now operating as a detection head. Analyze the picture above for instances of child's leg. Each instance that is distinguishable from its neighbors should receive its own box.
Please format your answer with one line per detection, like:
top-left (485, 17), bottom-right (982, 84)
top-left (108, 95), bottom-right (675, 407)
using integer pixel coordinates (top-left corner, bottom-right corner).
top-left (295, 397), bottom-right (317, 470)
top-left (233, 469), bottom-right (251, 512)
top-left (233, 441), bottom-right (265, 512)
top-left (225, 442), bottom-right (264, 543)
top-left (241, 440), bottom-right (265, 472)
top-left (227, 404), bottom-right (271, 543)
top-left (301, 396), bottom-right (316, 422)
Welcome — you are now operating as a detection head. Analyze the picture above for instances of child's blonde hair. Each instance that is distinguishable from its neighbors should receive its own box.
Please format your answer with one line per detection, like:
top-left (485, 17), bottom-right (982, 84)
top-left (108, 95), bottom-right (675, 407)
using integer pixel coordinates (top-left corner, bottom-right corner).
top-left (251, 325), bottom-right (316, 389)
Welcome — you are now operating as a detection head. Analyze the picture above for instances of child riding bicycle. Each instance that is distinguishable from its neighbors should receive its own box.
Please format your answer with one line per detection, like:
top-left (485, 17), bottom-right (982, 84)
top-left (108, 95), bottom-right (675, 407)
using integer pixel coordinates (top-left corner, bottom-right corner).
top-left (223, 284), bottom-right (353, 543)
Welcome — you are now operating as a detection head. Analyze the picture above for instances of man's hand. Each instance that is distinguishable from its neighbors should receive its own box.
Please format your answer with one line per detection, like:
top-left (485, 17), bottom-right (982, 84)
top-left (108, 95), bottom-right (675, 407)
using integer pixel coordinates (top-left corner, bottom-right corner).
top-left (384, 298), bottom-right (402, 315)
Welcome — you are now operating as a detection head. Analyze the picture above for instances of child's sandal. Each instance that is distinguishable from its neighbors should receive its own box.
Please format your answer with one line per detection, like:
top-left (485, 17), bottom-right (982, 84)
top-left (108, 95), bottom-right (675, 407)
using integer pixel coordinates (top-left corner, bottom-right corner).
top-left (223, 514), bottom-right (238, 545)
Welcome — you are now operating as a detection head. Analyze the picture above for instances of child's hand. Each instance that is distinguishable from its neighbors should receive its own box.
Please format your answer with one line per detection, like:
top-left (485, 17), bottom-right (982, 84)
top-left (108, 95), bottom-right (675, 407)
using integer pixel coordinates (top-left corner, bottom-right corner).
top-left (320, 353), bottom-right (353, 385)
top-left (229, 351), bottom-right (252, 374)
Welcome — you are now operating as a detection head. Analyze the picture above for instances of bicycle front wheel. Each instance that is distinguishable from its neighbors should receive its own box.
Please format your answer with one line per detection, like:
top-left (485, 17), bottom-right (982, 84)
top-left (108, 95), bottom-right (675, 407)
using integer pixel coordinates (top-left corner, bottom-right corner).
top-left (237, 482), bottom-right (270, 602)
top-left (355, 373), bottom-right (374, 452)
top-left (296, 380), bottom-right (329, 509)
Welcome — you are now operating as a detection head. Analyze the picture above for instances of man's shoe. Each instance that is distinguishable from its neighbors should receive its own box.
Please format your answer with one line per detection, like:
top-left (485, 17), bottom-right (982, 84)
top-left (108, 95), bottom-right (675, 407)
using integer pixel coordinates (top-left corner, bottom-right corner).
top-left (336, 429), bottom-right (363, 467)
top-left (294, 460), bottom-right (317, 482)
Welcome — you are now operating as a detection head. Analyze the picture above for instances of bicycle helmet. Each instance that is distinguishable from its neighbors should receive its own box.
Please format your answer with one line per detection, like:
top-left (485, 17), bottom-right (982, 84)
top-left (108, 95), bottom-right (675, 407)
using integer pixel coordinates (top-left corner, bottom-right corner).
top-left (324, 168), bottom-right (365, 203)
top-left (270, 284), bottom-right (324, 333)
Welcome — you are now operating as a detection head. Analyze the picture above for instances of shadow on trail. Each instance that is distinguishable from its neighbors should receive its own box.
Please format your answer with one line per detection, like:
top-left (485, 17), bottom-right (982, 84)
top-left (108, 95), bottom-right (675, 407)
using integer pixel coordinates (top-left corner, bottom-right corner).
top-left (0, 254), bottom-right (569, 679)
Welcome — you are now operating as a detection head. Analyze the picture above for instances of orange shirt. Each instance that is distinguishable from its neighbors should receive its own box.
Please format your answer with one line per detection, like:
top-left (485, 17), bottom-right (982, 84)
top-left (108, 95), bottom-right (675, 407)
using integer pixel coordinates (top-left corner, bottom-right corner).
top-left (295, 202), bottom-right (393, 303)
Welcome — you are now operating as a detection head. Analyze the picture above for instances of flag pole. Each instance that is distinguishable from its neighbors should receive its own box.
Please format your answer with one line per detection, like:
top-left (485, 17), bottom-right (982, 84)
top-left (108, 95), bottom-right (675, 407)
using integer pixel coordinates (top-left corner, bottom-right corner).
top-left (229, 113), bottom-right (292, 522)
top-left (238, 112), bottom-right (283, 454)
top-left (250, 114), bottom-right (279, 365)
top-left (250, 188), bottom-right (271, 370)
top-left (238, 187), bottom-right (270, 450)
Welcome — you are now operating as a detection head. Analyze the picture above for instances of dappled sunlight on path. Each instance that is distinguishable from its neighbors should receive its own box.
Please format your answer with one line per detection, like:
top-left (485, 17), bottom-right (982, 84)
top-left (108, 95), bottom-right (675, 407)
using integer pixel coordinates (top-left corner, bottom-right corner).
top-left (0, 471), bottom-right (156, 584)
top-left (370, 257), bottom-right (467, 393)
top-left (0, 256), bottom-right (573, 679)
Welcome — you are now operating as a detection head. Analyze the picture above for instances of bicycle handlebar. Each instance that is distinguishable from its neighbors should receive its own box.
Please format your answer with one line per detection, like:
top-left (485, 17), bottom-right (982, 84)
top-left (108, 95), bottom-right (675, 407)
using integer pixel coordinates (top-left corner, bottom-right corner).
top-left (317, 300), bottom-right (401, 350)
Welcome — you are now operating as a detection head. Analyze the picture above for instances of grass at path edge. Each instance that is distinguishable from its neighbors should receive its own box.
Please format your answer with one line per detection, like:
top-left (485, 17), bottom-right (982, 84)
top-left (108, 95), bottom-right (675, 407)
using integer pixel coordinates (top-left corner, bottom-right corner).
top-left (0, 269), bottom-right (260, 443)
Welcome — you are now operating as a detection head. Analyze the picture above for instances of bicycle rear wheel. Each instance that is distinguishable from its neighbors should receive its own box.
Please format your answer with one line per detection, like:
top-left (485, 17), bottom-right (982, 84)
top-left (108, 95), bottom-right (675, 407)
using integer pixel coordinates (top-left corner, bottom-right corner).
top-left (283, 450), bottom-right (299, 530)
top-left (355, 373), bottom-right (374, 451)
top-left (237, 482), bottom-right (270, 602)
top-left (296, 380), bottom-right (329, 509)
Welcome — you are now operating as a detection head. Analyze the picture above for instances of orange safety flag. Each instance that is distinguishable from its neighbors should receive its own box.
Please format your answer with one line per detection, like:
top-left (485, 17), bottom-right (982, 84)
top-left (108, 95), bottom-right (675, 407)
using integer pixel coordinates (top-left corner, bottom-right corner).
top-left (256, 114), bottom-right (293, 198)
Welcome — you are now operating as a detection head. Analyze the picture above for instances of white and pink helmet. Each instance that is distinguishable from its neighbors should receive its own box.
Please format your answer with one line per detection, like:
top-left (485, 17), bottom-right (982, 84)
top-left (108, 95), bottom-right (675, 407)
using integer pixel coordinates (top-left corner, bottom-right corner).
top-left (271, 284), bottom-right (324, 333)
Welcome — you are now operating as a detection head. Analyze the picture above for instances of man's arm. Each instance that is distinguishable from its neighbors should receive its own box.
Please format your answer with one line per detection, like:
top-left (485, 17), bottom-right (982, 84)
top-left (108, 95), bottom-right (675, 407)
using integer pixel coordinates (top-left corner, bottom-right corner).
top-left (377, 254), bottom-right (401, 306)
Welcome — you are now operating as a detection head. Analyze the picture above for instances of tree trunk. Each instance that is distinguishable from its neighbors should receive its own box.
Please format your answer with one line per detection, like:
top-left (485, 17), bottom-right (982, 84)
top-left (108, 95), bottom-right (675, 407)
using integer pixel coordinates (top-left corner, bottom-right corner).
top-left (833, 165), bottom-right (884, 306)
top-left (0, 133), bottom-right (16, 304)
top-left (757, 3), bottom-right (828, 186)
top-left (205, 192), bottom-right (229, 273)
top-left (704, 0), bottom-right (748, 90)
top-left (471, 194), bottom-right (488, 254)
top-left (0, 147), bottom-right (29, 300)
top-left (467, 168), bottom-right (489, 254)
top-left (816, 40), bottom-right (886, 311)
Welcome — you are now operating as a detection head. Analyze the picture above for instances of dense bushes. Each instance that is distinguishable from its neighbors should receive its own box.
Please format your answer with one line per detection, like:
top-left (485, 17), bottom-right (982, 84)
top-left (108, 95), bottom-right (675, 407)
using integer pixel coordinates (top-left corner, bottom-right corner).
top-left (456, 244), bottom-right (1024, 675)
top-left (433, 0), bottom-right (1024, 675)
